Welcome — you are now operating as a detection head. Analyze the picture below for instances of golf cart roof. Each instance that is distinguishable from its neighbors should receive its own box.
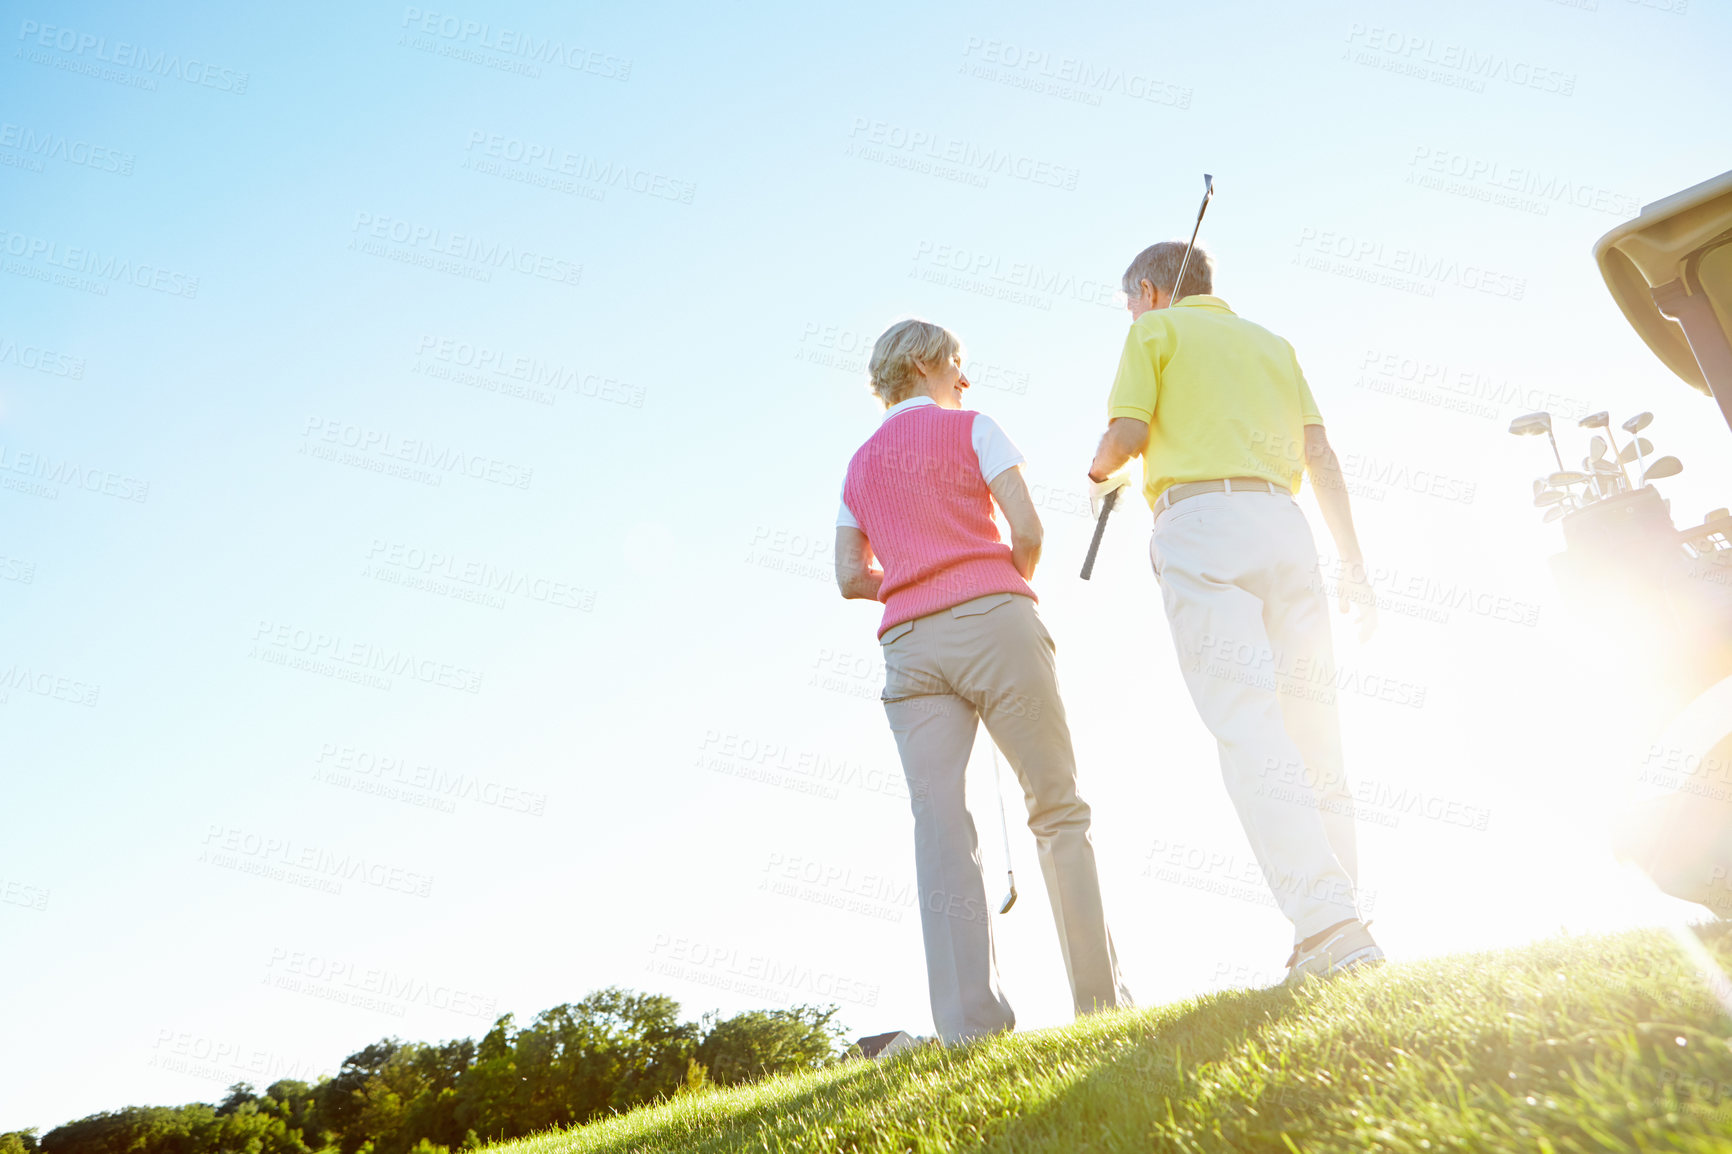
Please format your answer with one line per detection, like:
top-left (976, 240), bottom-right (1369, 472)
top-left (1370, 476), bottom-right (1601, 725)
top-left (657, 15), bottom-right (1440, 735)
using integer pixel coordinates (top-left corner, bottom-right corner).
top-left (1594, 168), bottom-right (1732, 430)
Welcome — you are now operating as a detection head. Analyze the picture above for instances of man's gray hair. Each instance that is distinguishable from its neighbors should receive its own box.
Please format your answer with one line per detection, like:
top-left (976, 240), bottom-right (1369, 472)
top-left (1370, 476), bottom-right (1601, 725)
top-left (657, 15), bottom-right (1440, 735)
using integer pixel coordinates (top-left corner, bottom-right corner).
top-left (1122, 241), bottom-right (1214, 301)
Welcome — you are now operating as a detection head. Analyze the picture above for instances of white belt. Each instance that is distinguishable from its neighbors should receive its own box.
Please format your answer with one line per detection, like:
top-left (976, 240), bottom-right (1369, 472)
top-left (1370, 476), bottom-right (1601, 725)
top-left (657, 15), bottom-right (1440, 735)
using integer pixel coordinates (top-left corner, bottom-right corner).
top-left (1158, 476), bottom-right (1280, 513)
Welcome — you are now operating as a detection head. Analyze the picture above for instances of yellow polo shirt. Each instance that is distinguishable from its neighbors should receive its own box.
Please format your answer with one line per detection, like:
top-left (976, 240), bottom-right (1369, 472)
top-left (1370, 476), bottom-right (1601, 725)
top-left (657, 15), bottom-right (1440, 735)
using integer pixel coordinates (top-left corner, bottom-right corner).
top-left (1105, 296), bottom-right (1323, 507)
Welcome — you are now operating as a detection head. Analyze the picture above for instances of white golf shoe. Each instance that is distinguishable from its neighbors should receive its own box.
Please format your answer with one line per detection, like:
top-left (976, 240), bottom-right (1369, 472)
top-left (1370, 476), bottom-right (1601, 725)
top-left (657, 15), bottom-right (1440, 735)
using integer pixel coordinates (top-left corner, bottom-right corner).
top-left (1283, 919), bottom-right (1384, 986)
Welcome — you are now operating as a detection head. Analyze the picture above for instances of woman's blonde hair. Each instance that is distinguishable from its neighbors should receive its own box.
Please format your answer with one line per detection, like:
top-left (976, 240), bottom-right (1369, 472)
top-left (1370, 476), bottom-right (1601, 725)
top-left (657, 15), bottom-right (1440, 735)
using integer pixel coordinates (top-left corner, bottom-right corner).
top-left (867, 319), bottom-right (962, 408)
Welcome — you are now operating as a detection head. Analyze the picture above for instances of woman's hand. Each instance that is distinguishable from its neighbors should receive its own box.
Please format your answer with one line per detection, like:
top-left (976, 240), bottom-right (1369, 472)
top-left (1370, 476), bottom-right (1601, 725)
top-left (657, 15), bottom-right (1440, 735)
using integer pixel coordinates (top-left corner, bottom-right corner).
top-left (834, 527), bottom-right (884, 600)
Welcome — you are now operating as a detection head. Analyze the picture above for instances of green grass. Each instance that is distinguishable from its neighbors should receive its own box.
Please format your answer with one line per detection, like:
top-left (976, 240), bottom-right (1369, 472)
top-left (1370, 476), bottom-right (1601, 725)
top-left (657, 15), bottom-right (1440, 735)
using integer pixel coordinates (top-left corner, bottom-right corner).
top-left (504, 925), bottom-right (1732, 1152)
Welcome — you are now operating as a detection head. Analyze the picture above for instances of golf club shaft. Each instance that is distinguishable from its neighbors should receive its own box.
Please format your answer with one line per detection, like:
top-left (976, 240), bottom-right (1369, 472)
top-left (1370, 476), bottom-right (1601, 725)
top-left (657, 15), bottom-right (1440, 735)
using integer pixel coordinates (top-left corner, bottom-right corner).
top-left (1606, 428), bottom-right (1634, 491)
top-left (1171, 177), bottom-right (1214, 305)
top-left (1079, 486), bottom-right (1119, 580)
top-left (990, 740), bottom-right (1016, 911)
top-left (1081, 175), bottom-right (1212, 581)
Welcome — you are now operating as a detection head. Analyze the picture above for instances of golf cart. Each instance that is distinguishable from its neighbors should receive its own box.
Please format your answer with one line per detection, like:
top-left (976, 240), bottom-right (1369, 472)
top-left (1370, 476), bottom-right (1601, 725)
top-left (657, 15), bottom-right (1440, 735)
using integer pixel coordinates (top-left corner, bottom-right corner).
top-left (1510, 169), bottom-right (1732, 916)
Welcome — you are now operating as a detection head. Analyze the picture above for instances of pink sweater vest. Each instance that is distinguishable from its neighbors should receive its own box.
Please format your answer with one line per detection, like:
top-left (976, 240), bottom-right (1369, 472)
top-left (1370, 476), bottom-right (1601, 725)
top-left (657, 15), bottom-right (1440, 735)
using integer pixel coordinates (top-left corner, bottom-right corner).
top-left (843, 405), bottom-right (1035, 637)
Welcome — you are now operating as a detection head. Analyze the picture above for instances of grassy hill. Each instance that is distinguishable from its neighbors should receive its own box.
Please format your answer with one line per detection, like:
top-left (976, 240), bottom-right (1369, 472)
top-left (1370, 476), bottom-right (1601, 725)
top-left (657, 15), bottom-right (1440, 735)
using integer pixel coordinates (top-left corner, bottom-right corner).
top-left (498, 924), bottom-right (1732, 1153)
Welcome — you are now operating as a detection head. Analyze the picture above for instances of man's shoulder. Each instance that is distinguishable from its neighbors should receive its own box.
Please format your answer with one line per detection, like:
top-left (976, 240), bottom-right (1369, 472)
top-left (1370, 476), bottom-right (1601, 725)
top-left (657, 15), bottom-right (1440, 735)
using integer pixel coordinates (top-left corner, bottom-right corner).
top-left (1202, 308), bottom-right (1293, 352)
top-left (1129, 311), bottom-right (1178, 342)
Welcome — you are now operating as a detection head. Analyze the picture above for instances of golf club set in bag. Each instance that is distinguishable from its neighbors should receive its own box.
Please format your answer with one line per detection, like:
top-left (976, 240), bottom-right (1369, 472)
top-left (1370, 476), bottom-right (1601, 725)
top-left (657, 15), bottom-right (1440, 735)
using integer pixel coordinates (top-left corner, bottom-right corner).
top-left (1511, 167), bottom-right (1732, 919)
top-left (1511, 407), bottom-right (1684, 523)
top-left (1510, 403), bottom-right (1732, 915)
top-left (1507, 402), bottom-right (1730, 644)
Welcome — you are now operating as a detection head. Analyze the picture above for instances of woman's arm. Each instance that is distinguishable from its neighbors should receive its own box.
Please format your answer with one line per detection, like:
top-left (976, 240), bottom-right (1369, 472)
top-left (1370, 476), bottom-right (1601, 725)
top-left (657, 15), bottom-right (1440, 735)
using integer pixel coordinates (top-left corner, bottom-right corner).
top-left (834, 527), bottom-right (884, 600)
top-left (988, 465), bottom-right (1044, 580)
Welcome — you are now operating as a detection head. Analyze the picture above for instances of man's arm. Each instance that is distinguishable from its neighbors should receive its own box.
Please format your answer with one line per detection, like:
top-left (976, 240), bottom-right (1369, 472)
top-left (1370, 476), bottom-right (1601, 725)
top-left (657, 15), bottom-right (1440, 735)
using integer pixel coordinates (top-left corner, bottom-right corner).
top-left (1088, 417), bottom-right (1149, 482)
top-left (1303, 423), bottom-right (1377, 638)
top-left (987, 465), bottom-right (1043, 579)
top-left (834, 527), bottom-right (883, 600)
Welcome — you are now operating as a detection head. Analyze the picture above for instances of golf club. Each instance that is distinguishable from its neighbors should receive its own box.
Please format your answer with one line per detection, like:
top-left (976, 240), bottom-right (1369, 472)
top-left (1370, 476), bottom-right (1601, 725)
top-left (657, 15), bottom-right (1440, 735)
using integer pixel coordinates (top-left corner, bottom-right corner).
top-left (1581, 411), bottom-right (1634, 492)
top-left (1082, 173), bottom-right (1214, 581)
top-left (1510, 412), bottom-right (1566, 473)
top-left (1078, 486), bottom-right (1119, 581)
top-left (1544, 505), bottom-right (1570, 523)
top-left (1622, 412), bottom-right (1655, 478)
top-left (1643, 456), bottom-right (1684, 483)
top-left (1582, 457), bottom-right (1620, 500)
top-left (989, 740), bottom-right (1017, 914)
top-left (1587, 437), bottom-right (1611, 496)
top-left (1534, 489), bottom-right (1567, 508)
top-left (1617, 438), bottom-right (1654, 467)
top-left (1171, 174), bottom-right (1215, 309)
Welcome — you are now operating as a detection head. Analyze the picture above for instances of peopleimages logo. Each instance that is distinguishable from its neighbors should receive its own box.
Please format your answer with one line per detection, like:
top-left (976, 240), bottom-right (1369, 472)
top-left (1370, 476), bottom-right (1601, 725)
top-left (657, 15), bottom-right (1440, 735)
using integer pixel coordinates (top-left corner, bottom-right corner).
top-left (250, 619), bottom-right (485, 695)
top-left (958, 37), bottom-right (1193, 109)
top-left (0, 335), bottom-right (85, 379)
top-left (1406, 147), bottom-right (1639, 217)
top-left (846, 117), bottom-right (1080, 190)
top-left (463, 132), bottom-right (694, 203)
top-left (1343, 23), bottom-right (1576, 96)
top-left (0, 228), bottom-right (199, 298)
top-left (0, 664), bottom-right (101, 707)
top-left (16, 19), bottom-right (250, 92)
top-left (399, 7), bottom-right (630, 79)
top-left (0, 443), bottom-right (149, 502)
top-left (910, 240), bottom-right (1120, 311)
top-left (200, 826), bottom-right (435, 898)
top-left (300, 417), bottom-right (534, 490)
top-left (1294, 228), bottom-right (1525, 300)
top-left (349, 212), bottom-right (582, 287)
top-left (0, 123), bottom-right (134, 174)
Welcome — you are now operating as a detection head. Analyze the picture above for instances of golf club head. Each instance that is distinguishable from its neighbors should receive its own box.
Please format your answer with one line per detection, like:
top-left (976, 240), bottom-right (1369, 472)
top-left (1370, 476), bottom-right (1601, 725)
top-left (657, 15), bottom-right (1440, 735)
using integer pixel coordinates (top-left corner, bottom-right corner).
top-left (1585, 459), bottom-right (1621, 476)
top-left (999, 872), bottom-right (1017, 915)
top-left (1543, 505), bottom-right (1569, 522)
top-left (1534, 490), bottom-right (1567, 507)
top-left (1589, 435), bottom-right (1608, 460)
top-left (1510, 412), bottom-right (1553, 436)
top-left (1643, 456), bottom-right (1683, 482)
top-left (1616, 437), bottom-right (1654, 465)
top-left (1532, 478), bottom-right (1548, 496)
top-left (1622, 412), bottom-right (1654, 434)
top-left (1548, 470), bottom-right (1590, 486)
top-left (1579, 410), bottom-right (1610, 430)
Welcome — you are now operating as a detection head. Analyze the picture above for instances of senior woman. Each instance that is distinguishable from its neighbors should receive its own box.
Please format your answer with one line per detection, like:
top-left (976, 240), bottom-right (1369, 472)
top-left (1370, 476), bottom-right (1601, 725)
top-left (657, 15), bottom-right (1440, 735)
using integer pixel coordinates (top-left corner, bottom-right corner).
top-left (834, 318), bottom-right (1131, 1044)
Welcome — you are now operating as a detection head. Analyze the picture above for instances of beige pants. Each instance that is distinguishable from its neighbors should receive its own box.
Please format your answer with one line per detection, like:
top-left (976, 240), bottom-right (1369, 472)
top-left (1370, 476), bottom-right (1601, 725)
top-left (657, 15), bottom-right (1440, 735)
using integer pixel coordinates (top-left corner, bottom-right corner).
top-left (1150, 489), bottom-right (1362, 942)
top-left (880, 591), bottom-right (1130, 1043)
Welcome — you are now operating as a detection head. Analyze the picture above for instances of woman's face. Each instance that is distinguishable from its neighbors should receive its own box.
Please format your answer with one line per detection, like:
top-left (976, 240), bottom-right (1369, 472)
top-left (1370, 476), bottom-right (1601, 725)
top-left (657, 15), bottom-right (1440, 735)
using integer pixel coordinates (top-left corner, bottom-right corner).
top-left (921, 349), bottom-right (971, 408)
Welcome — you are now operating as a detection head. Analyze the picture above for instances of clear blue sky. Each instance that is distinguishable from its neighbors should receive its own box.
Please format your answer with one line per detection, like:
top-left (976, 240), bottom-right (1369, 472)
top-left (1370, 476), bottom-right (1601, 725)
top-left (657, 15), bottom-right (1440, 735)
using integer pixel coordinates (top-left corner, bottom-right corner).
top-left (3, 0), bottom-right (1728, 1130)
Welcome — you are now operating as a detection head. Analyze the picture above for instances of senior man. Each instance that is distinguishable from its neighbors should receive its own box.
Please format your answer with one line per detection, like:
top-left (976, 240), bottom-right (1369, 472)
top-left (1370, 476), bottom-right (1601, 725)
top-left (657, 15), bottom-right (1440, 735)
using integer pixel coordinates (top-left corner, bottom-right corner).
top-left (1086, 241), bottom-right (1383, 984)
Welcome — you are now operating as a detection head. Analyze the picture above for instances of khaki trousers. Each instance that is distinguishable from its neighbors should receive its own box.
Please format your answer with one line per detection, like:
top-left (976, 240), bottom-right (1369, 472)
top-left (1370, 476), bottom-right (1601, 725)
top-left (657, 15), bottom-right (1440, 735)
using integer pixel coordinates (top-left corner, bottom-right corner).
top-left (880, 591), bottom-right (1130, 1043)
top-left (1150, 490), bottom-right (1362, 942)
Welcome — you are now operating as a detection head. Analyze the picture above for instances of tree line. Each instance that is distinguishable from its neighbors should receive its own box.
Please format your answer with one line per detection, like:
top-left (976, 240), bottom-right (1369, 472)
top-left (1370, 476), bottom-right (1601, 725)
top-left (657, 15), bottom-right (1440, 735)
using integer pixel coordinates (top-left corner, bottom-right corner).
top-left (1, 989), bottom-right (853, 1154)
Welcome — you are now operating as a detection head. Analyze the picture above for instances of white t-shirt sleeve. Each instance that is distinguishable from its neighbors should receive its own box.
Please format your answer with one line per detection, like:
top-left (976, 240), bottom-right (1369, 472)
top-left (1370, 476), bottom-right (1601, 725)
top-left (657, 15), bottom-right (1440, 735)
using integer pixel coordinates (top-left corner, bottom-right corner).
top-left (836, 483), bottom-right (860, 531)
top-left (971, 413), bottom-right (1026, 483)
